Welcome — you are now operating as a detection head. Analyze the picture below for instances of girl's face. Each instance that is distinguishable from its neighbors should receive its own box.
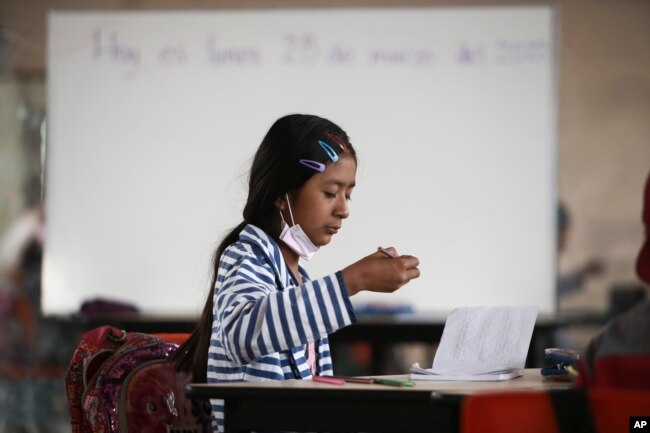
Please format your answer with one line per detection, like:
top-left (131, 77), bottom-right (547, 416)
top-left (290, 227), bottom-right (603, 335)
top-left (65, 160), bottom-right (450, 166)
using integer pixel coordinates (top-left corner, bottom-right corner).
top-left (284, 155), bottom-right (357, 247)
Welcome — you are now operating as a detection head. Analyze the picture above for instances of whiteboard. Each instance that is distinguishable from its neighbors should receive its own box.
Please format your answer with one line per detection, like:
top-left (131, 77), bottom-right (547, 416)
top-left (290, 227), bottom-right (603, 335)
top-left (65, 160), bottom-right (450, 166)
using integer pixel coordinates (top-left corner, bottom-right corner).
top-left (44, 7), bottom-right (557, 316)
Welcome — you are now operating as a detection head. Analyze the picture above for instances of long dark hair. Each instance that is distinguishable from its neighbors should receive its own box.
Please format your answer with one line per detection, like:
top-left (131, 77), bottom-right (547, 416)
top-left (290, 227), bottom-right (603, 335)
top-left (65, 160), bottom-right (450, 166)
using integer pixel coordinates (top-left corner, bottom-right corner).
top-left (172, 114), bottom-right (357, 381)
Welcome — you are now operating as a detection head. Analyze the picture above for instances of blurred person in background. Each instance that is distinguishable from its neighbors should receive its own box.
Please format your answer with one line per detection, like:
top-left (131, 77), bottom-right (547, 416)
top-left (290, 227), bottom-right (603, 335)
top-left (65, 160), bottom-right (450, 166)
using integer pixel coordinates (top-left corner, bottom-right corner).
top-left (0, 177), bottom-right (45, 364)
top-left (0, 177), bottom-right (70, 433)
top-left (556, 201), bottom-right (606, 300)
top-left (577, 170), bottom-right (650, 389)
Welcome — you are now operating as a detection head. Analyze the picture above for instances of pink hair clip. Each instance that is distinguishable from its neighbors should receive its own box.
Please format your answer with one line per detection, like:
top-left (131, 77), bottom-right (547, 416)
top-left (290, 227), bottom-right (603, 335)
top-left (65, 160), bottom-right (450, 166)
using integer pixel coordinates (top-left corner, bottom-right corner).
top-left (326, 133), bottom-right (349, 153)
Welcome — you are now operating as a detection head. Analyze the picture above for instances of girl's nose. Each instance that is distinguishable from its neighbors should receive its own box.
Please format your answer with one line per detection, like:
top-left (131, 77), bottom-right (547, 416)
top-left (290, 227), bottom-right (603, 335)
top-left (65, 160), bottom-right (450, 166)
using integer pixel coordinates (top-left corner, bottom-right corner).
top-left (335, 195), bottom-right (350, 219)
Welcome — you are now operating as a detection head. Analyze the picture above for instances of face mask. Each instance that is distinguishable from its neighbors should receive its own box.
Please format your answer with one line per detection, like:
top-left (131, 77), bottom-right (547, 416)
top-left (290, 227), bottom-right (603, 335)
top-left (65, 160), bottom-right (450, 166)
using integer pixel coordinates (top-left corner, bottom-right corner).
top-left (279, 194), bottom-right (319, 261)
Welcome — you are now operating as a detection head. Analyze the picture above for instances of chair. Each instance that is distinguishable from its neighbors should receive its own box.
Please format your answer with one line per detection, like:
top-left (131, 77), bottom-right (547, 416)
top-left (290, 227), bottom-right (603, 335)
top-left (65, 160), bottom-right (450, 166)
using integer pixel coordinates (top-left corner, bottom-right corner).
top-left (462, 391), bottom-right (558, 433)
top-left (151, 332), bottom-right (190, 346)
top-left (462, 388), bottom-right (650, 433)
top-left (578, 354), bottom-right (650, 390)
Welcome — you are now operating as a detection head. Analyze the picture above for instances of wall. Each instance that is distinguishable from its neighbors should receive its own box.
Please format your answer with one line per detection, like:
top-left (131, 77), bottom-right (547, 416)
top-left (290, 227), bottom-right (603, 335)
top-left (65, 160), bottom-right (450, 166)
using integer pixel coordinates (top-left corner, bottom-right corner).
top-left (0, 83), bottom-right (24, 231)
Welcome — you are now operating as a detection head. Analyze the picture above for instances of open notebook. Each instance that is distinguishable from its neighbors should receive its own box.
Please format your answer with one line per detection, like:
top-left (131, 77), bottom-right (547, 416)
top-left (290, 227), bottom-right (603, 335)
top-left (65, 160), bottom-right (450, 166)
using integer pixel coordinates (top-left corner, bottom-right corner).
top-left (410, 306), bottom-right (538, 381)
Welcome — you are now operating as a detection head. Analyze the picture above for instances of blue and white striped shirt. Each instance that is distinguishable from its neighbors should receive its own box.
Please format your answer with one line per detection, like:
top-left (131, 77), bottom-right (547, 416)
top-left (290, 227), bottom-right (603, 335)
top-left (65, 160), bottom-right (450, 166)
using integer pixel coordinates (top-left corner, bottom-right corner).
top-left (207, 224), bottom-right (356, 432)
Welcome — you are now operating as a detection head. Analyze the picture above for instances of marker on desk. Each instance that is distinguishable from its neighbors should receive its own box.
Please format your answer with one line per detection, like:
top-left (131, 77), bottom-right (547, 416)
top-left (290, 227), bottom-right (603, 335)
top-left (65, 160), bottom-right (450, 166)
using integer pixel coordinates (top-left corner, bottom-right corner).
top-left (378, 246), bottom-right (397, 258)
top-left (373, 378), bottom-right (414, 387)
top-left (312, 376), bottom-right (345, 385)
top-left (330, 376), bottom-right (375, 384)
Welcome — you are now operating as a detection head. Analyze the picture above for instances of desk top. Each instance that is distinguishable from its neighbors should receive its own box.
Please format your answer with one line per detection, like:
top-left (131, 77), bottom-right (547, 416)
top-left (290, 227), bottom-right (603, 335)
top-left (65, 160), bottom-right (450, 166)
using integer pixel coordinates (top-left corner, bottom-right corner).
top-left (187, 369), bottom-right (574, 433)
top-left (188, 369), bottom-right (572, 398)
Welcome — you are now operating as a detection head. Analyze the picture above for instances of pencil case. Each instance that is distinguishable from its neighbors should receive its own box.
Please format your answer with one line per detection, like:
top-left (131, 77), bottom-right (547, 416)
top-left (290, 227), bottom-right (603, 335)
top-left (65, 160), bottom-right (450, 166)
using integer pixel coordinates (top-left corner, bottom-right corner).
top-left (541, 348), bottom-right (580, 378)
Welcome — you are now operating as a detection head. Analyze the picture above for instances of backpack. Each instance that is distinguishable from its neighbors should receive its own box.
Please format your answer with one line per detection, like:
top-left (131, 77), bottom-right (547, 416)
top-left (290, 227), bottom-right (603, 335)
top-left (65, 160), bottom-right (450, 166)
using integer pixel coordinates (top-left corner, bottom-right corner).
top-left (66, 326), bottom-right (211, 433)
top-left (66, 326), bottom-right (130, 433)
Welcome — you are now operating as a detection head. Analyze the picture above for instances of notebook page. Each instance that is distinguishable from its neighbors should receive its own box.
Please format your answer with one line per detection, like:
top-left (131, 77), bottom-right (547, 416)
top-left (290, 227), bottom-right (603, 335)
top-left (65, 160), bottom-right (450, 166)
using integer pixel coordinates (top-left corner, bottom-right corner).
top-left (431, 306), bottom-right (538, 375)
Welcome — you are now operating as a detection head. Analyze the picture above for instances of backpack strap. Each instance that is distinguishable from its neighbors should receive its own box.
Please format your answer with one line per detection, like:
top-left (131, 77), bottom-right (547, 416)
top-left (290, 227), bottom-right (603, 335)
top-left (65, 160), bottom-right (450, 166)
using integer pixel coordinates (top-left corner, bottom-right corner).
top-left (549, 389), bottom-right (596, 433)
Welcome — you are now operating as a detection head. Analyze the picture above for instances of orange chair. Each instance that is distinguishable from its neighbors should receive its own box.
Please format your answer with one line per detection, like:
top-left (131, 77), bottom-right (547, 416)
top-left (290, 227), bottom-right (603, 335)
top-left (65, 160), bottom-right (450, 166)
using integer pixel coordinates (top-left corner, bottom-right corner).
top-left (462, 391), bottom-right (559, 433)
top-left (578, 355), bottom-right (650, 390)
top-left (589, 389), bottom-right (650, 433)
top-left (462, 388), bottom-right (650, 433)
top-left (151, 332), bottom-right (190, 346)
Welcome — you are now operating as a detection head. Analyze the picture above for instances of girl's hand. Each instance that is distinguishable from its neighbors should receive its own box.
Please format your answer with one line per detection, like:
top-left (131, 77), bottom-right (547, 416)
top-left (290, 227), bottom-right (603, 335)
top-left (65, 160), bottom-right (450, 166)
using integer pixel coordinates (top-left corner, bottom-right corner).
top-left (341, 247), bottom-right (420, 296)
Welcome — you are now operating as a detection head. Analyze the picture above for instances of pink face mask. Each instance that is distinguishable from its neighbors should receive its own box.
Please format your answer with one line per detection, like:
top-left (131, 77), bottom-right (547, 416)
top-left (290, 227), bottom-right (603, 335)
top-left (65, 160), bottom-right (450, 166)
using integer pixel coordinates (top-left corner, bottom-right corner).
top-left (279, 194), bottom-right (319, 261)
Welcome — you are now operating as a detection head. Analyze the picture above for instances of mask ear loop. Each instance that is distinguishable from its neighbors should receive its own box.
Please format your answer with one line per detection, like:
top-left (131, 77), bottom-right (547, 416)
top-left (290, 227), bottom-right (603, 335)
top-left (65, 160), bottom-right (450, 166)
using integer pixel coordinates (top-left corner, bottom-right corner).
top-left (285, 193), bottom-right (296, 226)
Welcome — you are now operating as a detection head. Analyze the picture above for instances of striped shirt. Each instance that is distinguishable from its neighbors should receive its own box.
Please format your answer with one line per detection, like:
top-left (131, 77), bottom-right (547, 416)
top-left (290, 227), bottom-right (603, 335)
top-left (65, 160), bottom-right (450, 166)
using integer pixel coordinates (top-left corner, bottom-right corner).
top-left (207, 224), bottom-right (356, 432)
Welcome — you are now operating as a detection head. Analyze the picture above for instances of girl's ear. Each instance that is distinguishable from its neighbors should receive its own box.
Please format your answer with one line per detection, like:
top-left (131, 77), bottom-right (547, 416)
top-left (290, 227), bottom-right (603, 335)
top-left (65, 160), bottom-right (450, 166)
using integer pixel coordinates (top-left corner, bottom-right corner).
top-left (274, 196), bottom-right (285, 211)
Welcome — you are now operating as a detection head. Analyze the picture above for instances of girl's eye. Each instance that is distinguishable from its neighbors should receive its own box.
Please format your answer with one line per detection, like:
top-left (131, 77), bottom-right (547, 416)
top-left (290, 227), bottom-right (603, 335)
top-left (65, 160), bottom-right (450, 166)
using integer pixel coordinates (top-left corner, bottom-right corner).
top-left (324, 191), bottom-right (351, 200)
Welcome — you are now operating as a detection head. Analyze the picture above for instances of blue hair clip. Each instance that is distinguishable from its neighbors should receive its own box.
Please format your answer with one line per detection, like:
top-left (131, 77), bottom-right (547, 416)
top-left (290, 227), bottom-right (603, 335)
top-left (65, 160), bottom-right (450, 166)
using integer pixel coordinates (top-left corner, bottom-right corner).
top-left (299, 159), bottom-right (325, 172)
top-left (318, 140), bottom-right (339, 162)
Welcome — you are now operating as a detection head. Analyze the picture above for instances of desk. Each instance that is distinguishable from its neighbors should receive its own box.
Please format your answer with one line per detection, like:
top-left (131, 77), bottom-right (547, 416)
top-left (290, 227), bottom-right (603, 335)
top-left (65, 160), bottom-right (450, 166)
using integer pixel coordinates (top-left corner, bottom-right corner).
top-left (187, 369), bottom-right (572, 433)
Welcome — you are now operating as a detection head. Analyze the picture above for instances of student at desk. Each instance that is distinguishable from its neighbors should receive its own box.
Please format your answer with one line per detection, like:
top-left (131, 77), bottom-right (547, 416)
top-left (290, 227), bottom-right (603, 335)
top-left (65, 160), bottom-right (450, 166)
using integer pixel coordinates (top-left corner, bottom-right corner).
top-left (578, 169), bottom-right (650, 390)
top-left (172, 114), bottom-right (420, 432)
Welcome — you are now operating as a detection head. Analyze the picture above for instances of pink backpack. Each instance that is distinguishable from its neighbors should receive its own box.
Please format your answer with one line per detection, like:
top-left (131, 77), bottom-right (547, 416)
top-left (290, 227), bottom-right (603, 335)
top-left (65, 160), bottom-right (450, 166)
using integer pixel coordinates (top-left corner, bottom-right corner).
top-left (66, 326), bottom-right (211, 433)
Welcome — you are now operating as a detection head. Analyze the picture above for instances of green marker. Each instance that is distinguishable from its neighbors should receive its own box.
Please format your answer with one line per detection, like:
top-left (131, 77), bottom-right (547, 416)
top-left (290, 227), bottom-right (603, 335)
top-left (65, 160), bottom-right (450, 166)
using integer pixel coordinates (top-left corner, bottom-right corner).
top-left (373, 378), bottom-right (414, 387)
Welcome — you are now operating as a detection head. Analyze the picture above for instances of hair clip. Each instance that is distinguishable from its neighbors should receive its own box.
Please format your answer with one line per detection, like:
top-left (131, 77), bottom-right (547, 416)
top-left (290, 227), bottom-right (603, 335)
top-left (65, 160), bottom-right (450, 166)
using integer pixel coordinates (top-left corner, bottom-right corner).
top-left (318, 140), bottom-right (339, 162)
top-left (326, 133), bottom-right (349, 153)
top-left (299, 159), bottom-right (325, 172)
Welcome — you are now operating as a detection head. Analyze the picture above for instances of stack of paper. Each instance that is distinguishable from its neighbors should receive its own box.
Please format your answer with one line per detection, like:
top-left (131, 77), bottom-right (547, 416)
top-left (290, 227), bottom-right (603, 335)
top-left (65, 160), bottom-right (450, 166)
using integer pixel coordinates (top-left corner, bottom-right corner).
top-left (410, 306), bottom-right (538, 381)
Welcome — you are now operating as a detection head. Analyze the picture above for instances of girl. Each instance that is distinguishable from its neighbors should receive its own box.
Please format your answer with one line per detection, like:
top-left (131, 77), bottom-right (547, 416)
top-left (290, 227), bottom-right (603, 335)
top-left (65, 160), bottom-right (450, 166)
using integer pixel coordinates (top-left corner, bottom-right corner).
top-left (173, 113), bottom-right (420, 432)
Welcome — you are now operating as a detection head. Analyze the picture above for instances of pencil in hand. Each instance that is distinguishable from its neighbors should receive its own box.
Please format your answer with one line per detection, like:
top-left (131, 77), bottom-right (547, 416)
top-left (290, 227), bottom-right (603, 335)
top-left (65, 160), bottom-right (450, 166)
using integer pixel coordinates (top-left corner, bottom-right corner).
top-left (378, 246), bottom-right (397, 258)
